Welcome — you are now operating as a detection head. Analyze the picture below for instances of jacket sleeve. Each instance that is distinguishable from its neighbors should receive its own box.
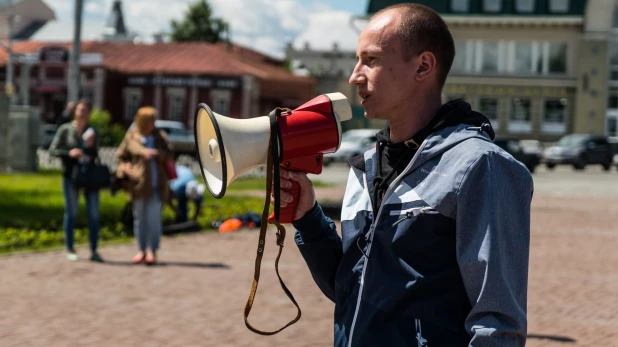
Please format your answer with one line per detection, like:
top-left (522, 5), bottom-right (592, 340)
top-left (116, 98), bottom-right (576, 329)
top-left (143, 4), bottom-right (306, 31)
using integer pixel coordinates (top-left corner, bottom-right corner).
top-left (455, 151), bottom-right (533, 347)
top-left (48, 126), bottom-right (70, 157)
top-left (293, 202), bottom-right (342, 302)
top-left (116, 133), bottom-right (132, 162)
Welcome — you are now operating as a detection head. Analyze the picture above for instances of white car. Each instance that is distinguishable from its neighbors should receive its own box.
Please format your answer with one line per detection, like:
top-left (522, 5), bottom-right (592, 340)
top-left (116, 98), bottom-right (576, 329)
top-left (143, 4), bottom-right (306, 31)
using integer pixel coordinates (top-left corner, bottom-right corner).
top-left (324, 129), bottom-right (381, 166)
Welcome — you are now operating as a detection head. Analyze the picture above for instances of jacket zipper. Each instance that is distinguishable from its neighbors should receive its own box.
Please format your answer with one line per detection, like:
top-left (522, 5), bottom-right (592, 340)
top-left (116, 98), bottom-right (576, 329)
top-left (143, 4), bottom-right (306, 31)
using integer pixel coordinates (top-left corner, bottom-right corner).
top-left (391, 207), bottom-right (439, 227)
top-left (346, 140), bottom-right (429, 347)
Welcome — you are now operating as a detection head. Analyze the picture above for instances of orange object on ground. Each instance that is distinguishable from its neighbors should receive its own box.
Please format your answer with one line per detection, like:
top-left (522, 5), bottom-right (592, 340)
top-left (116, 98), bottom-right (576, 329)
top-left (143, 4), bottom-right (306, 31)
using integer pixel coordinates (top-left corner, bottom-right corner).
top-left (218, 218), bottom-right (243, 233)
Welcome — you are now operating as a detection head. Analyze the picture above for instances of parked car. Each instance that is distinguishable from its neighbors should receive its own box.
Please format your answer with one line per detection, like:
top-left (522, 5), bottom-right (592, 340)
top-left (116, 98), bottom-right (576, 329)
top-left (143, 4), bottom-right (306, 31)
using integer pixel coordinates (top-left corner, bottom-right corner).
top-left (41, 124), bottom-right (57, 149)
top-left (323, 129), bottom-right (381, 166)
top-left (609, 136), bottom-right (618, 169)
top-left (493, 137), bottom-right (541, 173)
top-left (519, 139), bottom-right (543, 157)
top-left (129, 120), bottom-right (195, 158)
top-left (543, 134), bottom-right (613, 170)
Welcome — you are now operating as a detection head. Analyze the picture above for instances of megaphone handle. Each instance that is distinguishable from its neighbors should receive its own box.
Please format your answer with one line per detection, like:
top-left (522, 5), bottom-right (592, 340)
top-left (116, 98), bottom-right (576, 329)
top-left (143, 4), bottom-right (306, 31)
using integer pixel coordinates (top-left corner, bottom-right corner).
top-left (279, 179), bottom-right (301, 224)
top-left (269, 179), bottom-right (301, 224)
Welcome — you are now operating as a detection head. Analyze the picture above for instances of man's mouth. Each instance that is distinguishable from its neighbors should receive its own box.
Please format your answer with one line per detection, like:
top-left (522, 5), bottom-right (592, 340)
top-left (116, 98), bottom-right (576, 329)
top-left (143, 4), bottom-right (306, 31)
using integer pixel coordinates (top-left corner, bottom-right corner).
top-left (359, 93), bottom-right (370, 104)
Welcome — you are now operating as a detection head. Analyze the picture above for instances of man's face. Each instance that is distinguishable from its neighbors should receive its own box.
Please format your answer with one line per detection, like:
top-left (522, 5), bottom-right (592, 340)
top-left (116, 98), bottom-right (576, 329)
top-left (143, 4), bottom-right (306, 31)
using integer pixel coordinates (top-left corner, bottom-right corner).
top-left (349, 11), bottom-right (419, 120)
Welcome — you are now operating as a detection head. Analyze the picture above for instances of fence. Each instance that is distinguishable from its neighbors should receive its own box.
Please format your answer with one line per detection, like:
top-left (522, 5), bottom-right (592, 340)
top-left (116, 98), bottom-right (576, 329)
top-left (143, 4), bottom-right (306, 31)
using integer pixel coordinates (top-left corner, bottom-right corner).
top-left (36, 147), bottom-right (266, 179)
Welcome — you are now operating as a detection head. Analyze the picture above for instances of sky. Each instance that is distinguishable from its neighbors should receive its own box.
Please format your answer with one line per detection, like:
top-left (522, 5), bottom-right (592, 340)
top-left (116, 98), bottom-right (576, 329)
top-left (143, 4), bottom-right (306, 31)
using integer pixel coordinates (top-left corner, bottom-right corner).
top-left (36, 0), bottom-right (370, 58)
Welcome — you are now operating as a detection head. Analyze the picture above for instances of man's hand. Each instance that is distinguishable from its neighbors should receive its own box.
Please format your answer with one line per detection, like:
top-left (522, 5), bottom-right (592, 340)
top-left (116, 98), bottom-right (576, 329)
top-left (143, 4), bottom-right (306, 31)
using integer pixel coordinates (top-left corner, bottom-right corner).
top-left (272, 167), bottom-right (316, 221)
top-left (69, 148), bottom-right (83, 159)
top-left (143, 149), bottom-right (159, 160)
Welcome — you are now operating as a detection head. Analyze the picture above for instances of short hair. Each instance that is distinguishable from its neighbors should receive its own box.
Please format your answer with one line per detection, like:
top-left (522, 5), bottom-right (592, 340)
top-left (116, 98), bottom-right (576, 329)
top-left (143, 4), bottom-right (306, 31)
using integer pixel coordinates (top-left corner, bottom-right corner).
top-left (75, 98), bottom-right (91, 111)
top-left (372, 3), bottom-right (455, 89)
top-left (134, 106), bottom-right (157, 135)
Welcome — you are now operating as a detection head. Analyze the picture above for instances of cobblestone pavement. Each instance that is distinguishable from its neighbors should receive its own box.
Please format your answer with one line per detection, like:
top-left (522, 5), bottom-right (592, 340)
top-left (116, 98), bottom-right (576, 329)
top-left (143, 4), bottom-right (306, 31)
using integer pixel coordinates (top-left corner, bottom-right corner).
top-left (2, 173), bottom-right (618, 346)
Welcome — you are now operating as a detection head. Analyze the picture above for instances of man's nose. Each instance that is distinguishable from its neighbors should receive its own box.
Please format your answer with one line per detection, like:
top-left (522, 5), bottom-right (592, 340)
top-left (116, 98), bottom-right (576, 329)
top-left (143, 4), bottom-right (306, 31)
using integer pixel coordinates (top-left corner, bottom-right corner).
top-left (349, 65), bottom-right (366, 86)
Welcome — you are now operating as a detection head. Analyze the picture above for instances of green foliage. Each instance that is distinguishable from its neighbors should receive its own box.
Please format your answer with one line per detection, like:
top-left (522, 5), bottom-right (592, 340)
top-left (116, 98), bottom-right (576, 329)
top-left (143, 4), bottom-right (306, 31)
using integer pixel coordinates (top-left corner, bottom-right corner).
top-left (170, 0), bottom-right (229, 43)
top-left (89, 108), bottom-right (126, 147)
top-left (0, 172), bottom-right (263, 253)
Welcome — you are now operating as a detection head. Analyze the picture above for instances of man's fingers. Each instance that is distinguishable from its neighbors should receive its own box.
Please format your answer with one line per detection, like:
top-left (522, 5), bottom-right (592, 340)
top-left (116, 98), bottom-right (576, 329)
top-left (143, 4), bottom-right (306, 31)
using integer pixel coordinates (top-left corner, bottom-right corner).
top-left (270, 190), bottom-right (293, 205)
top-left (280, 178), bottom-right (292, 189)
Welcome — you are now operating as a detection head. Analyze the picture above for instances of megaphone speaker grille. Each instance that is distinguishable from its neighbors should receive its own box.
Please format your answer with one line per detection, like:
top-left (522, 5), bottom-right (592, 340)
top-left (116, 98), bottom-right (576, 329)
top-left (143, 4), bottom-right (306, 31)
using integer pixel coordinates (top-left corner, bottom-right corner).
top-left (194, 104), bottom-right (228, 198)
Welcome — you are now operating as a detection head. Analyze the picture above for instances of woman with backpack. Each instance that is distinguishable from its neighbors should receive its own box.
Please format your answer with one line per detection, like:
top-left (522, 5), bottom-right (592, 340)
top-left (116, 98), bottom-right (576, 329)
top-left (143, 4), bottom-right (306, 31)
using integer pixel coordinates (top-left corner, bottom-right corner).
top-left (49, 99), bottom-right (104, 262)
top-left (116, 107), bottom-right (174, 265)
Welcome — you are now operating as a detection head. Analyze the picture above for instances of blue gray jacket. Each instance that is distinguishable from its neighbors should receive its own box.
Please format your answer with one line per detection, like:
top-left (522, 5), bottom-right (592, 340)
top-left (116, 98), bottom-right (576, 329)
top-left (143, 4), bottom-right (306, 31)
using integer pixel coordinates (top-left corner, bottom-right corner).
top-left (293, 118), bottom-right (533, 346)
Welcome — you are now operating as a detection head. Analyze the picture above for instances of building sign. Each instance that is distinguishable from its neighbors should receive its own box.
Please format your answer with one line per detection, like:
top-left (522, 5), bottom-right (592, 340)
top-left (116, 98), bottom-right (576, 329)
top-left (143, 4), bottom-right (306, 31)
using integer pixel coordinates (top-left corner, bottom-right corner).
top-left (127, 76), bottom-right (240, 89)
top-left (20, 51), bottom-right (103, 66)
top-left (39, 46), bottom-right (69, 64)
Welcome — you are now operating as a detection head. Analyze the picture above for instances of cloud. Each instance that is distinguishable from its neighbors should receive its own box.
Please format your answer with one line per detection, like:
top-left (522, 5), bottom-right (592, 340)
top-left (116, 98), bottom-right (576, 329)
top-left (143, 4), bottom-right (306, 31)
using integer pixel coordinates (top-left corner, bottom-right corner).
top-left (39, 0), bottom-right (361, 58)
top-left (293, 10), bottom-right (364, 52)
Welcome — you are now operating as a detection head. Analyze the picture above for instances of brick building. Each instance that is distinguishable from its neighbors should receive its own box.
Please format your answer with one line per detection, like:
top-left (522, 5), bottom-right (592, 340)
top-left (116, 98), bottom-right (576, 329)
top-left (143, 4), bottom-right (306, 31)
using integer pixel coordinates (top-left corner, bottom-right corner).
top-left (0, 40), bottom-right (316, 128)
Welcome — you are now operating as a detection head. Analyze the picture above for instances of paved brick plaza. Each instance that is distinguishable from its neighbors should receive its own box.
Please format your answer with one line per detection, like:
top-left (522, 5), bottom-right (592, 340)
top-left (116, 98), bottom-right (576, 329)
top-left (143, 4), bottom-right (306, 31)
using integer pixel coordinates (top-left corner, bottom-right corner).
top-left (1, 170), bottom-right (617, 346)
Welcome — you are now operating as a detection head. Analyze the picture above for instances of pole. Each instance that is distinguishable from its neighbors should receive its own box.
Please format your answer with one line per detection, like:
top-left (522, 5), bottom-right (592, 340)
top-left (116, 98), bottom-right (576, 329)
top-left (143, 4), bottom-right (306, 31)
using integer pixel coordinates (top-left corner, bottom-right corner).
top-left (6, 13), bottom-right (15, 104)
top-left (68, 0), bottom-right (83, 103)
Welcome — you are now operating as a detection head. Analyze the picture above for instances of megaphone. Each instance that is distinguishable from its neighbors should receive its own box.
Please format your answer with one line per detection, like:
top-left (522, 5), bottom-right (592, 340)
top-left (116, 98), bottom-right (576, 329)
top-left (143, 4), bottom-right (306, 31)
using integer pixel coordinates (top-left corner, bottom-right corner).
top-left (194, 92), bottom-right (352, 223)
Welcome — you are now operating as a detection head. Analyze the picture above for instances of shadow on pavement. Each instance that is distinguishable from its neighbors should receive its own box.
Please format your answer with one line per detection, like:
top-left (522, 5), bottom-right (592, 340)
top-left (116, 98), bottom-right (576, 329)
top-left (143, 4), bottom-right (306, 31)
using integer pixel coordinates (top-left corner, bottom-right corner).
top-left (101, 260), bottom-right (230, 269)
top-left (528, 334), bottom-right (576, 343)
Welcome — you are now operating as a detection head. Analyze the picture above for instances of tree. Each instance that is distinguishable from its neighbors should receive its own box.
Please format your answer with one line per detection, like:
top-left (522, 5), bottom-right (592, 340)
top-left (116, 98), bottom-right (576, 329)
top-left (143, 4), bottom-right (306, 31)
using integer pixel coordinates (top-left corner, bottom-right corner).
top-left (170, 0), bottom-right (229, 43)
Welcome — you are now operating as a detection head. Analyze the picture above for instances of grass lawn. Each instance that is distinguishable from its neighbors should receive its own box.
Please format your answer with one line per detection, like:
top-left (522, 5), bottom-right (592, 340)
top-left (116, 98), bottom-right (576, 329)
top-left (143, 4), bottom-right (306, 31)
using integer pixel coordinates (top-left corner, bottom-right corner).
top-left (0, 171), bottom-right (266, 253)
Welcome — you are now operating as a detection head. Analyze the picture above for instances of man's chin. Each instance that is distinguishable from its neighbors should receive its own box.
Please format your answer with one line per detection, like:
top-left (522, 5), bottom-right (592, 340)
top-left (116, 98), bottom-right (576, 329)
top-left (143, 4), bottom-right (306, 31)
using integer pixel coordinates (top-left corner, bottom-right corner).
top-left (364, 110), bottom-right (382, 120)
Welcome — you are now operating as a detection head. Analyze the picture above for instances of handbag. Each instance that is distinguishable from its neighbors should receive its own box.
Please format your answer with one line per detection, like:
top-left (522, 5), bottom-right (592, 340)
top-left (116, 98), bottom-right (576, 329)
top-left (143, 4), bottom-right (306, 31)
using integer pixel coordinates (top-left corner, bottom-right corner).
top-left (165, 160), bottom-right (178, 180)
top-left (71, 157), bottom-right (111, 190)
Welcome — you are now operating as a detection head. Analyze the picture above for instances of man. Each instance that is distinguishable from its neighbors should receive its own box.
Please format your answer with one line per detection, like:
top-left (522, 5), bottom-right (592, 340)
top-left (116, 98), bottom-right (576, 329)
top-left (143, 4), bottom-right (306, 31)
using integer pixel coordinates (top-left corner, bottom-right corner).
top-left (169, 164), bottom-right (205, 223)
top-left (276, 4), bottom-right (533, 346)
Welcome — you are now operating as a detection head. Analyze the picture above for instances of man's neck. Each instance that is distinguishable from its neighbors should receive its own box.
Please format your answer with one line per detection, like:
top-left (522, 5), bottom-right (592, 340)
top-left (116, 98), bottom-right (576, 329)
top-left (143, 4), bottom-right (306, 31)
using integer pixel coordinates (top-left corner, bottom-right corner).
top-left (388, 94), bottom-right (442, 143)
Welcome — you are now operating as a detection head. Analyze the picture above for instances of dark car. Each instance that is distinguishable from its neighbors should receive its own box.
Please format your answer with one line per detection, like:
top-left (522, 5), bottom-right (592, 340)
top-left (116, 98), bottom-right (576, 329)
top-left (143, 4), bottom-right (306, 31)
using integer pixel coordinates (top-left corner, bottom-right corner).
top-left (493, 137), bottom-right (541, 173)
top-left (543, 134), bottom-right (613, 170)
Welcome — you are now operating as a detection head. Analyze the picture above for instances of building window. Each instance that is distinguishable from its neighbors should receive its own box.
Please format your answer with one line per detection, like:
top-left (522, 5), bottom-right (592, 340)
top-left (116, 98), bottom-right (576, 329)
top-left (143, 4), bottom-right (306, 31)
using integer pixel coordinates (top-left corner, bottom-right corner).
top-left (611, 45), bottom-right (618, 65)
top-left (481, 41), bottom-right (499, 73)
top-left (509, 98), bottom-right (532, 133)
top-left (452, 40), bottom-right (467, 73)
top-left (450, 0), bottom-right (469, 12)
top-left (542, 98), bottom-right (567, 134)
top-left (513, 41), bottom-right (534, 74)
top-left (608, 87), bottom-right (618, 109)
top-left (479, 98), bottom-right (499, 128)
top-left (211, 89), bottom-right (231, 116)
top-left (169, 95), bottom-right (183, 121)
top-left (608, 116), bottom-right (618, 136)
top-left (483, 0), bottom-right (502, 13)
top-left (124, 88), bottom-right (142, 122)
top-left (548, 42), bottom-right (567, 74)
top-left (167, 88), bottom-right (186, 121)
top-left (549, 0), bottom-right (569, 13)
top-left (515, 0), bottom-right (534, 13)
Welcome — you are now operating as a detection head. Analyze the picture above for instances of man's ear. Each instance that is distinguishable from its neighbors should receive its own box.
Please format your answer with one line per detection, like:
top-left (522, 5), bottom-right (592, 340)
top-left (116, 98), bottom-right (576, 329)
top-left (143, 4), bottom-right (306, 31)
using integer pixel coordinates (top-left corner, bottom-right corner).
top-left (415, 51), bottom-right (436, 82)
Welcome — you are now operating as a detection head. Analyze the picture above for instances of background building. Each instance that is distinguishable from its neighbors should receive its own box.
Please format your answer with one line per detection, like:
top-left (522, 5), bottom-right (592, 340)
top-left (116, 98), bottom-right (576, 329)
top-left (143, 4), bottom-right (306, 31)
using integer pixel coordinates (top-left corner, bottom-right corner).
top-left (0, 41), bottom-right (315, 127)
top-left (289, 0), bottom-right (618, 141)
top-left (0, 0), bottom-right (315, 127)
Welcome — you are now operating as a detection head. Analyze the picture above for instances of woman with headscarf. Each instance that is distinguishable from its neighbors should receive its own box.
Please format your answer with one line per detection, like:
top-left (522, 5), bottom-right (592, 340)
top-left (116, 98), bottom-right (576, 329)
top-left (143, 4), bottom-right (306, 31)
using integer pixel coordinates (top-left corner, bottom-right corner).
top-left (116, 107), bottom-right (174, 265)
top-left (49, 99), bottom-right (103, 262)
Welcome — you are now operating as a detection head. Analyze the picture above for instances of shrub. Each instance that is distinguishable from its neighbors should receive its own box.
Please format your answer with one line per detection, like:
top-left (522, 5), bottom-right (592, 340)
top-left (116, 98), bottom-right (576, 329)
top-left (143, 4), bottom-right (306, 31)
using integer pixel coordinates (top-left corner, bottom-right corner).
top-left (89, 108), bottom-right (126, 147)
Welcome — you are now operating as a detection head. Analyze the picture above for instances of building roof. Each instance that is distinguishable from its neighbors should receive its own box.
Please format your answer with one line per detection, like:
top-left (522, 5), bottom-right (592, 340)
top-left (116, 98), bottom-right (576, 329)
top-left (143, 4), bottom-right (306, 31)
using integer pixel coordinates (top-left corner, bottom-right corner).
top-left (0, 41), bottom-right (314, 87)
top-left (365, 0), bottom-right (587, 16)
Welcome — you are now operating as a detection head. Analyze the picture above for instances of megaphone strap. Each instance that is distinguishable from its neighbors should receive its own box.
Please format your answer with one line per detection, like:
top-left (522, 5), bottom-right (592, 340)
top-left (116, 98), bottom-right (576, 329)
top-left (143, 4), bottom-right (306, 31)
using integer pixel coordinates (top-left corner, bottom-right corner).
top-left (243, 108), bottom-right (301, 335)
